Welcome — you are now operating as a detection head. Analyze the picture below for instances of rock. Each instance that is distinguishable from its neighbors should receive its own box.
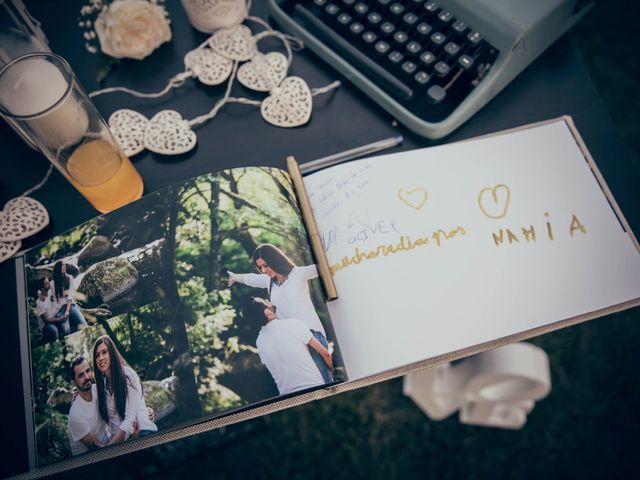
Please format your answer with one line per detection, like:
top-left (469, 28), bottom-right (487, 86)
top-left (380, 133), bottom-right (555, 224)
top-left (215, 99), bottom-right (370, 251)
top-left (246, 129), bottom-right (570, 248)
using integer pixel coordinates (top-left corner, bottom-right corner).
top-left (143, 379), bottom-right (177, 423)
top-left (160, 375), bottom-right (179, 394)
top-left (77, 236), bottom-right (118, 270)
top-left (47, 386), bottom-right (72, 414)
top-left (209, 382), bottom-right (242, 405)
top-left (77, 257), bottom-right (138, 306)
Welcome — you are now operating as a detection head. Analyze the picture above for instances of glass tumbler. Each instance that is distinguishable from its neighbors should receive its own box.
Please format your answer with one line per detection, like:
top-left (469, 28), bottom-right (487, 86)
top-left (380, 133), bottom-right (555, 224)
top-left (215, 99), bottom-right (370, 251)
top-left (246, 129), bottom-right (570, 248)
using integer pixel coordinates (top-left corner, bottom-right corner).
top-left (0, 53), bottom-right (144, 213)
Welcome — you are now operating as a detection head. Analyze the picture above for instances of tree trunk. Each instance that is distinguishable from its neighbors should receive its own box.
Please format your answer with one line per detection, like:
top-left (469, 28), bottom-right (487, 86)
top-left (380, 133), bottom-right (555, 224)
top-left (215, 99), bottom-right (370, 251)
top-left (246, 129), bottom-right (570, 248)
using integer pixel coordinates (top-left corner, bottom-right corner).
top-left (160, 185), bottom-right (202, 420)
top-left (207, 179), bottom-right (222, 291)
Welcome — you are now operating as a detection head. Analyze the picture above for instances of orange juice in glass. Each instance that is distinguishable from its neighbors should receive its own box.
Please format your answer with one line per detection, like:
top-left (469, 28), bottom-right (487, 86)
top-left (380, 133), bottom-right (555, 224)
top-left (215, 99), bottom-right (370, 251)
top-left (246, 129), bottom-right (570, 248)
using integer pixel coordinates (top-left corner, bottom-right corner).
top-left (0, 53), bottom-right (144, 213)
top-left (63, 138), bottom-right (144, 213)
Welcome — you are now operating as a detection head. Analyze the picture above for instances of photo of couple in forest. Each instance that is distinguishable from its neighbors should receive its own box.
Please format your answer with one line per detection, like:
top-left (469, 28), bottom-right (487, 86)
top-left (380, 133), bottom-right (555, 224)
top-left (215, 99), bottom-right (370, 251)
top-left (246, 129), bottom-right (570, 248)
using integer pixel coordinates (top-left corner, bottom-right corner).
top-left (23, 167), bottom-right (344, 467)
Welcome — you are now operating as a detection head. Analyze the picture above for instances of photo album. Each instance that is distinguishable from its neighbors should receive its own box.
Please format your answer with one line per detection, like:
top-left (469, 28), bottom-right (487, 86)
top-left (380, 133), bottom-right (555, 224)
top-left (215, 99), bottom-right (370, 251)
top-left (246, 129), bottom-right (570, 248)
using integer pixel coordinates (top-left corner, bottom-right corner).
top-left (15, 116), bottom-right (640, 476)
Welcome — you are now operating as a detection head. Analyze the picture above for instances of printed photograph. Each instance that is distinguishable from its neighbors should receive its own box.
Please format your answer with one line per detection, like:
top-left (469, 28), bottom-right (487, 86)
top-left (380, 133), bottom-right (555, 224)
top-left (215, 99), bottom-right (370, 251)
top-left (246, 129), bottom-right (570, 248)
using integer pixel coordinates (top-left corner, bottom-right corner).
top-left (23, 167), bottom-right (344, 467)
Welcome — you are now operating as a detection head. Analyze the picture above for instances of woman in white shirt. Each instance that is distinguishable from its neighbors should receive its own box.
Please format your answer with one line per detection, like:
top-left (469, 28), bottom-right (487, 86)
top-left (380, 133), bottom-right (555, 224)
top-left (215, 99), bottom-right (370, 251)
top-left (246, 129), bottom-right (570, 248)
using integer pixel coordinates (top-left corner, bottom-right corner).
top-left (227, 243), bottom-right (333, 383)
top-left (50, 261), bottom-right (87, 333)
top-left (93, 335), bottom-right (158, 444)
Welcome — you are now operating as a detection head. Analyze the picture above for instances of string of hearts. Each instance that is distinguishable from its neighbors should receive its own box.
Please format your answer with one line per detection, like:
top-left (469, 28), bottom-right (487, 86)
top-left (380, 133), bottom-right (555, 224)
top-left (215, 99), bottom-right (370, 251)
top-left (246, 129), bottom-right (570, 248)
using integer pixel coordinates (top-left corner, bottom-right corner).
top-left (90, 16), bottom-right (341, 156)
top-left (0, 172), bottom-right (52, 263)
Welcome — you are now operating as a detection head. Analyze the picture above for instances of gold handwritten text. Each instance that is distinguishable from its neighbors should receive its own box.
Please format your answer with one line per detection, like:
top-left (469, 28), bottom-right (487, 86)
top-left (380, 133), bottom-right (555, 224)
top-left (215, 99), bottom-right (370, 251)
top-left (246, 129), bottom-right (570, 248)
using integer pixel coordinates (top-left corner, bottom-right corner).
top-left (492, 213), bottom-right (587, 247)
top-left (330, 227), bottom-right (466, 275)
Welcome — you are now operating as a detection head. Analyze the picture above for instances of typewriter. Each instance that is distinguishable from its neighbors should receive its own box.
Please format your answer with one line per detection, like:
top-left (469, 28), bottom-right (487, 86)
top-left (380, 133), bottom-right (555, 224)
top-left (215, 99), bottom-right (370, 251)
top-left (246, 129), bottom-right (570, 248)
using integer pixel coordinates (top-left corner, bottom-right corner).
top-left (267, 0), bottom-right (594, 139)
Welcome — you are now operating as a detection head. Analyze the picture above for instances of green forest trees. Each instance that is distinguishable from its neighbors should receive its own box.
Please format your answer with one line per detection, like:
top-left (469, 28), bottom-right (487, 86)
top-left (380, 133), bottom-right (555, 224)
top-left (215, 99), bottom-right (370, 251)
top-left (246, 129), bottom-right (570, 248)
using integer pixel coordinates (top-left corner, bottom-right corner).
top-left (29, 167), bottom-right (326, 466)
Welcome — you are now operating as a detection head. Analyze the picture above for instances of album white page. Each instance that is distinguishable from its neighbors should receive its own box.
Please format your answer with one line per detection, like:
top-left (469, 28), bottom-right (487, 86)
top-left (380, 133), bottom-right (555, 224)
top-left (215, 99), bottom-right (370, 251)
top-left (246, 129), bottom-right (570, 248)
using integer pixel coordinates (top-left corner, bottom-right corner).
top-left (304, 119), bottom-right (640, 380)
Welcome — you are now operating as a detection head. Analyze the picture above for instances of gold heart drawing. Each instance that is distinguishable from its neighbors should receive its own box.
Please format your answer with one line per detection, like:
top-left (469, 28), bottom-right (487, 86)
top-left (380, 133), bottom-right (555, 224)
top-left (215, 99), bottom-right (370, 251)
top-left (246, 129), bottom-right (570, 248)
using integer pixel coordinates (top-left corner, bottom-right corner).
top-left (478, 184), bottom-right (511, 219)
top-left (398, 188), bottom-right (428, 210)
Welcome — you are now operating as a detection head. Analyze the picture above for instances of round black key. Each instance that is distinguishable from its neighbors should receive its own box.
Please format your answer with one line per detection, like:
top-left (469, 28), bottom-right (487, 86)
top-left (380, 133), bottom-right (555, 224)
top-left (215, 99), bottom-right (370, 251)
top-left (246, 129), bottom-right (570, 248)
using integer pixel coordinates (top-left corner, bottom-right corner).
top-left (402, 13), bottom-right (419, 27)
top-left (414, 71), bottom-right (431, 86)
top-left (388, 51), bottom-right (405, 64)
top-left (325, 3), bottom-right (340, 15)
top-left (420, 51), bottom-right (436, 66)
top-left (458, 54), bottom-right (474, 69)
top-left (362, 31), bottom-right (378, 44)
top-left (389, 3), bottom-right (405, 16)
top-left (350, 22), bottom-right (365, 34)
top-left (354, 2), bottom-right (369, 15)
top-left (393, 31), bottom-right (409, 45)
top-left (424, 1), bottom-right (439, 13)
top-left (406, 41), bottom-right (422, 55)
top-left (434, 61), bottom-right (451, 76)
top-left (438, 11), bottom-right (453, 23)
top-left (374, 40), bottom-right (390, 55)
top-left (380, 22), bottom-right (396, 35)
top-left (401, 61), bottom-right (417, 75)
top-left (468, 31), bottom-right (482, 45)
top-left (452, 20), bottom-right (468, 35)
top-left (444, 42), bottom-right (460, 57)
top-left (337, 13), bottom-right (352, 25)
top-left (416, 23), bottom-right (432, 36)
top-left (367, 12), bottom-right (382, 25)
top-left (430, 32), bottom-right (446, 45)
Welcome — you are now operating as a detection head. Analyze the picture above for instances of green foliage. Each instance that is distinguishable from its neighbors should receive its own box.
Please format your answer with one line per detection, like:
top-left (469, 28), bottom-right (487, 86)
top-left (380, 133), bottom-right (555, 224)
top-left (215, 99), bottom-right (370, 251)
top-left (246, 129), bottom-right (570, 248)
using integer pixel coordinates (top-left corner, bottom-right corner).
top-left (174, 167), bottom-right (323, 412)
top-left (27, 166), bottom-right (337, 465)
top-left (36, 410), bottom-right (71, 467)
top-left (27, 219), bottom-right (98, 265)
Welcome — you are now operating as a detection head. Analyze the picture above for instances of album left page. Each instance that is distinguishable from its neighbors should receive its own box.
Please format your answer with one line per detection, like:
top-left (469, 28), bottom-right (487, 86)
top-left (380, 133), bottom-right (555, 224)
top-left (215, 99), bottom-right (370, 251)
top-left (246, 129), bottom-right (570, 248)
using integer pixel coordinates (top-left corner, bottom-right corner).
top-left (15, 166), bottom-right (346, 471)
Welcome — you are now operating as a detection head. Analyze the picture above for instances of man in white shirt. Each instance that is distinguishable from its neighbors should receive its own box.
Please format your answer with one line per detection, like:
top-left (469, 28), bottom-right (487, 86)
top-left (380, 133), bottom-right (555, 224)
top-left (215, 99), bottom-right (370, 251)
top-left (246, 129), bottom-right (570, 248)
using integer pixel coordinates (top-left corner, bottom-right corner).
top-left (244, 298), bottom-right (333, 395)
top-left (67, 357), bottom-right (110, 455)
top-left (35, 277), bottom-right (70, 343)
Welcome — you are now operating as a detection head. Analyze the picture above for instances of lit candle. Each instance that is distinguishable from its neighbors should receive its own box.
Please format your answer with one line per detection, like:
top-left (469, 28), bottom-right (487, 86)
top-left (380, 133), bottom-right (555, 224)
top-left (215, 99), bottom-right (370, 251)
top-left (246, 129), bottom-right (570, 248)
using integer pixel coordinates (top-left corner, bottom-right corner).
top-left (0, 56), bottom-right (88, 149)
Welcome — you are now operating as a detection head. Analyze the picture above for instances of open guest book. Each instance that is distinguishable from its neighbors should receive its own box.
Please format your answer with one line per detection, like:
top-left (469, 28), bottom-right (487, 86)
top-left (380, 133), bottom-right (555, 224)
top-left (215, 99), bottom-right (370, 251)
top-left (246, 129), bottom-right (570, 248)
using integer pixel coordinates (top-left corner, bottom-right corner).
top-left (14, 116), bottom-right (640, 477)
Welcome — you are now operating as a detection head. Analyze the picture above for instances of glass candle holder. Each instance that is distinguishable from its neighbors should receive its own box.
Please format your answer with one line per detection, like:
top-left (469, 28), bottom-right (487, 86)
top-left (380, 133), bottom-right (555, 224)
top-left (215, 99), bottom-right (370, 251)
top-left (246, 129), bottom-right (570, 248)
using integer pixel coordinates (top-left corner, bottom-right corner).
top-left (0, 0), bottom-right (51, 149)
top-left (180, 0), bottom-right (248, 33)
top-left (0, 53), bottom-right (144, 213)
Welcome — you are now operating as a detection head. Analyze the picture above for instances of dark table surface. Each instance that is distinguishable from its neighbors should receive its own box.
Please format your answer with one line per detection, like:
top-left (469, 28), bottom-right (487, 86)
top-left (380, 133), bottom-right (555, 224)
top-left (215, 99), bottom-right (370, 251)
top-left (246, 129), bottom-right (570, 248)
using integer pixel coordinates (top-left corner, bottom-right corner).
top-left (2, 1), bottom-right (639, 478)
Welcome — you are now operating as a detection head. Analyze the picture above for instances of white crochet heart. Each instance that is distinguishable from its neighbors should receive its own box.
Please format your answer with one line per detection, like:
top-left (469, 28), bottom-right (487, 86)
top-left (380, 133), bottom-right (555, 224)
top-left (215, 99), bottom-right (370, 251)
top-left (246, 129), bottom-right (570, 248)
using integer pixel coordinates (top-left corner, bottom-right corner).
top-left (185, 47), bottom-right (233, 86)
top-left (238, 52), bottom-right (288, 92)
top-left (109, 109), bottom-right (148, 157)
top-left (209, 24), bottom-right (256, 61)
top-left (0, 239), bottom-right (20, 264)
top-left (0, 196), bottom-right (49, 242)
top-left (261, 76), bottom-right (312, 128)
top-left (109, 109), bottom-right (197, 156)
top-left (144, 110), bottom-right (197, 155)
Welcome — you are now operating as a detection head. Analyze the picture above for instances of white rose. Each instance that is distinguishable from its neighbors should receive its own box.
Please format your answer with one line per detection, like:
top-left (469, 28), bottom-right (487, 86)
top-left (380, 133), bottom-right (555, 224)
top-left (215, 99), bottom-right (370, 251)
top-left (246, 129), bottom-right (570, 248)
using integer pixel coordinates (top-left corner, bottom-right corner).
top-left (94, 0), bottom-right (172, 60)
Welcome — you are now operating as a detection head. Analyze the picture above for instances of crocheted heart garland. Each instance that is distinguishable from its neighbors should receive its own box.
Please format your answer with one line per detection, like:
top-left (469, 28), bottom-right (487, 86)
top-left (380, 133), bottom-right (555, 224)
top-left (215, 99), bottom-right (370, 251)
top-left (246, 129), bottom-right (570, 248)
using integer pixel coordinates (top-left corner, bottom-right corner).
top-left (209, 24), bottom-right (256, 61)
top-left (261, 76), bottom-right (312, 128)
top-left (0, 240), bottom-right (20, 264)
top-left (0, 196), bottom-right (50, 242)
top-left (0, 195), bottom-right (50, 264)
top-left (109, 109), bottom-right (198, 156)
top-left (145, 110), bottom-right (197, 155)
top-left (238, 52), bottom-right (288, 92)
top-left (185, 47), bottom-right (233, 86)
top-left (109, 109), bottom-right (149, 157)
top-left (91, 14), bottom-right (341, 156)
